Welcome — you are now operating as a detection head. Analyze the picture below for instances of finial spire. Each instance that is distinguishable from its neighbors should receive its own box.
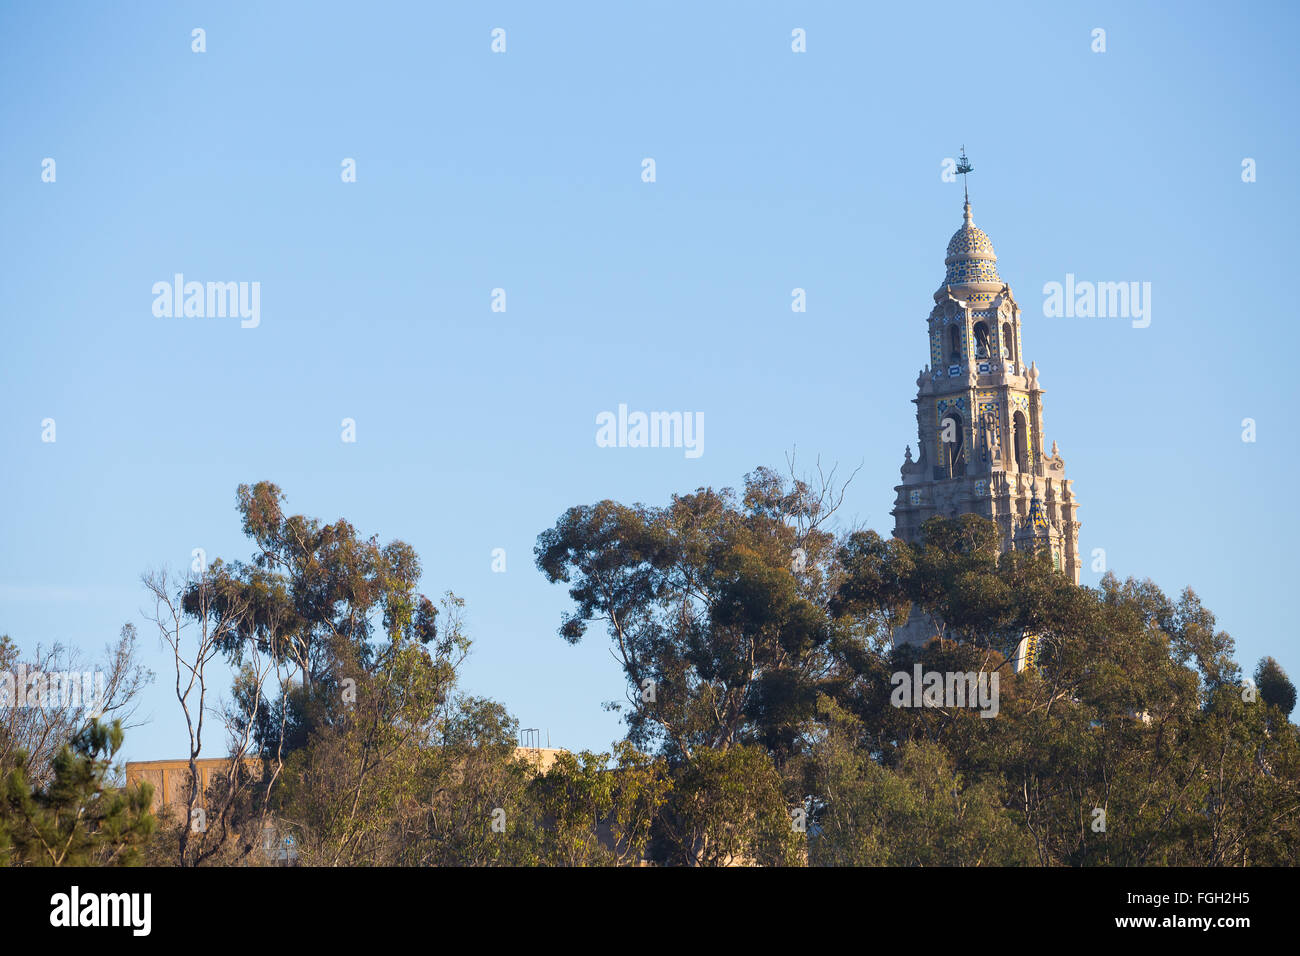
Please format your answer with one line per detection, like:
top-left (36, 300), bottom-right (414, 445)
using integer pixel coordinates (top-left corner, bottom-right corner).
top-left (956, 146), bottom-right (974, 209)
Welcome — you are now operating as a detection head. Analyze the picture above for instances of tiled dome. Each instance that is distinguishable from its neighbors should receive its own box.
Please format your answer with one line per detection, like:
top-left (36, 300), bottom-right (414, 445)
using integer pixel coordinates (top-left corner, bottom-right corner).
top-left (946, 224), bottom-right (995, 259)
top-left (943, 202), bottom-right (1001, 287)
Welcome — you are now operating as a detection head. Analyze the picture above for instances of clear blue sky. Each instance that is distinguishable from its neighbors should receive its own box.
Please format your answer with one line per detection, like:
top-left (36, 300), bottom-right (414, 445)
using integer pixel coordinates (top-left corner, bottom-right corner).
top-left (2, 1), bottom-right (1297, 763)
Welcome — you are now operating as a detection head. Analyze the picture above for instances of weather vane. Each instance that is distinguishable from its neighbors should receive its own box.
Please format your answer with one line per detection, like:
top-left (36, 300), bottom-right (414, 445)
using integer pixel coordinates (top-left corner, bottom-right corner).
top-left (956, 146), bottom-right (974, 204)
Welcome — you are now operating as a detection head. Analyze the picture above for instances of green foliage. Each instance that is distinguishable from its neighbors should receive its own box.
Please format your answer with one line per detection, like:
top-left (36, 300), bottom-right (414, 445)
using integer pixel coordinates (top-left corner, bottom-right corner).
top-left (654, 744), bottom-right (804, 866)
top-left (527, 741), bottom-right (672, 866)
top-left (0, 720), bottom-right (155, 866)
top-left (816, 521), bottom-right (1300, 866)
top-left (538, 475), bottom-right (1300, 867)
top-left (534, 467), bottom-right (841, 762)
top-left (1255, 656), bottom-right (1297, 718)
top-left (131, 472), bottom-right (1300, 867)
top-left (803, 697), bottom-right (1033, 865)
top-left (267, 596), bottom-right (487, 866)
top-left (190, 481), bottom-right (441, 706)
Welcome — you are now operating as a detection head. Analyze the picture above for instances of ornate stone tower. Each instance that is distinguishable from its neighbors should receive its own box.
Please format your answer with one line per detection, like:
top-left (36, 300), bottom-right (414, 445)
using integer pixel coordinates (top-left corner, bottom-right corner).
top-left (891, 196), bottom-right (1081, 631)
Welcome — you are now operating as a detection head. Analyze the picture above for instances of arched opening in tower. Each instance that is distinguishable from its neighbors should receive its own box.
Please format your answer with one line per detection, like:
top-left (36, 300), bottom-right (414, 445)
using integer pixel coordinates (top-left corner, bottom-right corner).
top-left (973, 321), bottom-right (990, 359)
top-left (1001, 321), bottom-right (1014, 360)
top-left (948, 325), bottom-right (962, 363)
top-left (1013, 411), bottom-right (1029, 472)
top-left (942, 413), bottom-right (966, 478)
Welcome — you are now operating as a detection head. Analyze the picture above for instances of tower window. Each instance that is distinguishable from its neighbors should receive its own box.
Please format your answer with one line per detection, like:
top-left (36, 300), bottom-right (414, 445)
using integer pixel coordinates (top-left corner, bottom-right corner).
top-left (1012, 410), bottom-right (1029, 472)
top-left (1001, 322), bottom-right (1014, 360)
top-left (973, 321), bottom-right (990, 359)
top-left (941, 413), bottom-right (965, 478)
top-left (948, 325), bottom-right (962, 363)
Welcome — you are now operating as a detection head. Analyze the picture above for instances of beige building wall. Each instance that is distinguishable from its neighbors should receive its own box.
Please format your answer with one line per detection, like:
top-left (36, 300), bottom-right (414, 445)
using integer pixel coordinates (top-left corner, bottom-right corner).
top-left (127, 747), bottom-right (568, 814)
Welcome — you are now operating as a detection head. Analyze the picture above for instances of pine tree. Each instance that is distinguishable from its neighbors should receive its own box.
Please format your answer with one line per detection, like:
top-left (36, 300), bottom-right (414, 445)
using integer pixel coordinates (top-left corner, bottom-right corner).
top-left (0, 719), bottom-right (155, 866)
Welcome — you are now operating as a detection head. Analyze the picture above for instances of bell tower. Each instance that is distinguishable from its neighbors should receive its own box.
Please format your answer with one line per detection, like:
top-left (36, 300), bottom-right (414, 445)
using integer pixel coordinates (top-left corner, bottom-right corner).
top-left (890, 167), bottom-right (1081, 631)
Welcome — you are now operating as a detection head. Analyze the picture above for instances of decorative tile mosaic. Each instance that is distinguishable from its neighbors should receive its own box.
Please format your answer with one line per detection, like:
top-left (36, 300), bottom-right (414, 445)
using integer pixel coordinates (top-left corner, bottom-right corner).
top-left (1028, 496), bottom-right (1050, 533)
top-left (946, 226), bottom-right (996, 259)
top-left (937, 396), bottom-right (969, 415)
top-left (943, 221), bottom-right (1002, 286)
